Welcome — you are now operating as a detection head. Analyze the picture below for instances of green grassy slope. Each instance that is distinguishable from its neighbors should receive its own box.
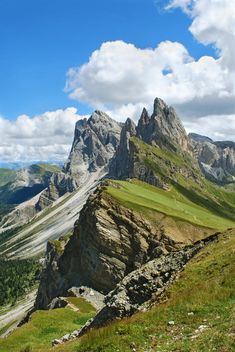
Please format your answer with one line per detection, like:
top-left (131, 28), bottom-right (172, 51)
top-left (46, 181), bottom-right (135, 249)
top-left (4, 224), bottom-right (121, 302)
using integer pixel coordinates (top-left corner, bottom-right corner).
top-left (123, 136), bottom-right (235, 224)
top-left (0, 168), bottom-right (16, 187)
top-left (107, 179), bottom-right (235, 230)
top-left (49, 229), bottom-right (235, 352)
top-left (0, 298), bottom-right (96, 352)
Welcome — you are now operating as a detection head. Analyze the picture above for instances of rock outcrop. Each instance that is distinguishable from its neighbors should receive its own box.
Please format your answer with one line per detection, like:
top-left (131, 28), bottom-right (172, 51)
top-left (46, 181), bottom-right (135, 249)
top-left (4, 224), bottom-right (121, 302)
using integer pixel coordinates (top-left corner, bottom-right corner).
top-left (137, 98), bottom-right (191, 152)
top-left (35, 180), bottom-right (211, 310)
top-left (110, 98), bottom-right (193, 187)
top-left (35, 184), bottom-right (172, 309)
top-left (64, 110), bottom-right (122, 180)
top-left (37, 110), bottom-right (122, 210)
top-left (37, 111), bottom-right (122, 209)
top-left (189, 133), bottom-right (235, 183)
top-left (109, 118), bottom-right (137, 179)
top-left (52, 232), bottom-right (219, 345)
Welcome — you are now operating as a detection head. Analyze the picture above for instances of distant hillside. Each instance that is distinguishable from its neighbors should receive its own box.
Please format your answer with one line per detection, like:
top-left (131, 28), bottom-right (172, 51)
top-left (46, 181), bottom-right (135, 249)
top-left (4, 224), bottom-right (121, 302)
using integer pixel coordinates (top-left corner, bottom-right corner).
top-left (0, 163), bottom-right (61, 220)
top-left (0, 168), bottom-right (17, 187)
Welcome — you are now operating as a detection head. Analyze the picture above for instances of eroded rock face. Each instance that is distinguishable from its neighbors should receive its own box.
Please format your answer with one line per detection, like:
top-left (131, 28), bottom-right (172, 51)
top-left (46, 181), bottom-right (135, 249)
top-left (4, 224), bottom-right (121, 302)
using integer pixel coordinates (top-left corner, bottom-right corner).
top-left (34, 239), bottom-right (69, 310)
top-left (64, 110), bottom-right (122, 180)
top-left (37, 111), bottom-right (122, 209)
top-left (35, 184), bottom-right (187, 309)
top-left (189, 133), bottom-right (235, 183)
top-left (137, 98), bottom-right (191, 152)
top-left (36, 173), bottom-right (78, 210)
top-left (109, 118), bottom-right (137, 179)
top-left (53, 233), bottom-right (219, 344)
top-left (110, 98), bottom-right (192, 187)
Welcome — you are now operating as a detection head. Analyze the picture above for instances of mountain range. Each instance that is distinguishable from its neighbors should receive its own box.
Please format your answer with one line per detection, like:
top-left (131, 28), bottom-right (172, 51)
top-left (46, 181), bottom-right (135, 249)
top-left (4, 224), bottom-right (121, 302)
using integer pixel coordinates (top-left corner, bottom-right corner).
top-left (0, 98), bottom-right (234, 352)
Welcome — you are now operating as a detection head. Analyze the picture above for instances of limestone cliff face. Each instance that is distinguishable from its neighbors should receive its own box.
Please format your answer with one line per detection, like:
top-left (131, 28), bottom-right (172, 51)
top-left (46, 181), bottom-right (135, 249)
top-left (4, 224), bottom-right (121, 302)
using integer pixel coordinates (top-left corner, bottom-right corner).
top-left (35, 182), bottom-right (193, 309)
top-left (189, 133), bottom-right (235, 183)
top-left (109, 118), bottom-right (137, 179)
top-left (64, 110), bottom-right (122, 180)
top-left (37, 111), bottom-right (122, 210)
top-left (68, 232), bottom-right (219, 341)
top-left (137, 98), bottom-right (191, 152)
top-left (110, 98), bottom-right (193, 187)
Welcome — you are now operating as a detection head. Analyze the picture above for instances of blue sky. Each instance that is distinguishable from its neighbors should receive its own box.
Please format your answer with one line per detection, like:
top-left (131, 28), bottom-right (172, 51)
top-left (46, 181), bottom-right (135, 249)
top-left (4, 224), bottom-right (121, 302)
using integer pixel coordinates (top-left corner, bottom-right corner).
top-left (0, 0), bottom-right (215, 120)
top-left (0, 0), bottom-right (234, 162)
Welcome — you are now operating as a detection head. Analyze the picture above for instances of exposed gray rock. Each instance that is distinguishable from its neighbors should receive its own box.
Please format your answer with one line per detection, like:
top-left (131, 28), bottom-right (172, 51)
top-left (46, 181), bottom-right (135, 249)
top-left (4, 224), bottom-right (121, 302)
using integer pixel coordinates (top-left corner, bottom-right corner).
top-left (34, 238), bottom-right (69, 310)
top-left (109, 98), bottom-right (192, 188)
top-left (189, 134), bottom-right (235, 183)
top-left (37, 111), bottom-right (122, 209)
top-left (36, 172), bottom-right (77, 210)
top-left (109, 117), bottom-right (136, 179)
top-left (48, 297), bottom-right (68, 310)
top-left (53, 233), bottom-right (218, 344)
top-left (67, 286), bottom-right (104, 310)
top-left (64, 110), bottom-right (122, 180)
top-left (137, 98), bottom-right (191, 152)
top-left (188, 133), bottom-right (213, 143)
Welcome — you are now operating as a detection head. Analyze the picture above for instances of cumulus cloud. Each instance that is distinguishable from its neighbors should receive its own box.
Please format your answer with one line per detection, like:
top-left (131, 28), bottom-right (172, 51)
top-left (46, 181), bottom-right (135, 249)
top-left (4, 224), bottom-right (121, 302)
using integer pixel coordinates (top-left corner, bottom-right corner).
top-left (65, 0), bottom-right (235, 139)
top-left (65, 40), bottom-right (227, 115)
top-left (185, 114), bottom-right (235, 141)
top-left (0, 108), bottom-right (83, 162)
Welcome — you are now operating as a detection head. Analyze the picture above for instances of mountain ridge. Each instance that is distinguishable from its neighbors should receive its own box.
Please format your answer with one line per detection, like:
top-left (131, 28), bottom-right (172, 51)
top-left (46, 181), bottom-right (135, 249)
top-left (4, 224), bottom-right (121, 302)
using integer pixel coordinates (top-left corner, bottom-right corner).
top-left (1, 97), bottom-right (235, 351)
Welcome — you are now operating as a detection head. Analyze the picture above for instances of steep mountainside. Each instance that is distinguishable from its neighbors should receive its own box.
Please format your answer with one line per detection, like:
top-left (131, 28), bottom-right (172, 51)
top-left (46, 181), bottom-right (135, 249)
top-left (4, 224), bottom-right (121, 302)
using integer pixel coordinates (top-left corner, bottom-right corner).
top-left (36, 111), bottom-right (122, 210)
top-left (49, 230), bottom-right (235, 352)
top-left (35, 98), bottom-right (235, 311)
top-left (110, 98), bottom-right (193, 182)
top-left (0, 111), bottom-right (121, 243)
top-left (0, 164), bottom-right (61, 224)
top-left (189, 133), bottom-right (235, 183)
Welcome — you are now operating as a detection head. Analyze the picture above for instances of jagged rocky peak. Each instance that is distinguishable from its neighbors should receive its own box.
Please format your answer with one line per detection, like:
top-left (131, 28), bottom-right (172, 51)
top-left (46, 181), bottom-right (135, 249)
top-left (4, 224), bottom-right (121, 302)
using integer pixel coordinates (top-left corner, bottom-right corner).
top-left (110, 97), bottom-right (193, 183)
top-left (189, 133), bottom-right (235, 183)
top-left (37, 111), bottom-right (122, 210)
top-left (138, 107), bottom-right (150, 125)
top-left (124, 117), bottom-right (137, 136)
top-left (64, 110), bottom-right (122, 180)
top-left (88, 110), bottom-right (121, 148)
top-left (109, 117), bottom-right (136, 179)
top-left (137, 97), bottom-right (191, 152)
top-left (119, 117), bottom-right (137, 150)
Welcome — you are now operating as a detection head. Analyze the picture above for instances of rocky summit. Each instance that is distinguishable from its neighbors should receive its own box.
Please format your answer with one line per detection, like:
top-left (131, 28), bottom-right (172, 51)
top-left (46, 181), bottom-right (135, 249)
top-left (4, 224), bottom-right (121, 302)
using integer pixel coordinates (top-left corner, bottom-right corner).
top-left (137, 98), bottom-right (191, 152)
top-left (37, 110), bottom-right (122, 209)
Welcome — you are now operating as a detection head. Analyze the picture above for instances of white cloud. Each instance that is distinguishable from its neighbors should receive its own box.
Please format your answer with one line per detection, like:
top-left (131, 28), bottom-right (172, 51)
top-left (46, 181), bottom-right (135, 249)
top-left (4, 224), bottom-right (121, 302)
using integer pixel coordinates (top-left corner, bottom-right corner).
top-left (185, 114), bottom-right (235, 141)
top-left (66, 40), bottom-right (226, 108)
top-left (65, 0), bottom-right (235, 140)
top-left (0, 108), bottom-right (83, 162)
